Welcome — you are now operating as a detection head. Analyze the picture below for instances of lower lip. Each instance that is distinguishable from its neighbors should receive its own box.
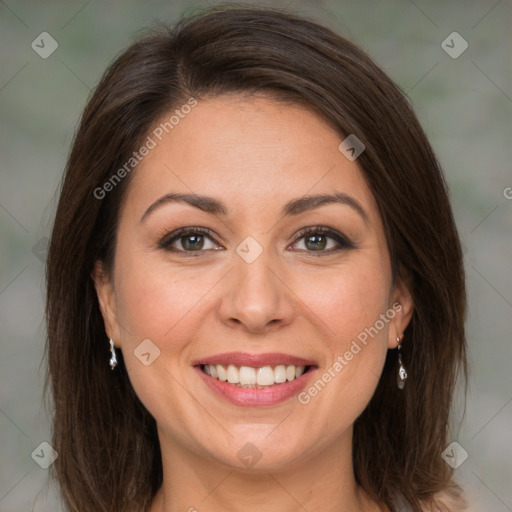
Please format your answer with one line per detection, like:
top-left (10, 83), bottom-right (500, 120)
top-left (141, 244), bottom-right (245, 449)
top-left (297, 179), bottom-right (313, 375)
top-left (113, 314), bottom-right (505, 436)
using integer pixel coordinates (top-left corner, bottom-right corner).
top-left (195, 366), bottom-right (316, 407)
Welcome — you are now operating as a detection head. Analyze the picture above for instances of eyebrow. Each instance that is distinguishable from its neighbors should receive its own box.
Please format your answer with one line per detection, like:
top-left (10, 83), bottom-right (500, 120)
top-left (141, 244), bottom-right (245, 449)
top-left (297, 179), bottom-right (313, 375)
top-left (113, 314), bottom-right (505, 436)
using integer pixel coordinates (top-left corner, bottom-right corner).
top-left (140, 192), bottom-right (368, 224)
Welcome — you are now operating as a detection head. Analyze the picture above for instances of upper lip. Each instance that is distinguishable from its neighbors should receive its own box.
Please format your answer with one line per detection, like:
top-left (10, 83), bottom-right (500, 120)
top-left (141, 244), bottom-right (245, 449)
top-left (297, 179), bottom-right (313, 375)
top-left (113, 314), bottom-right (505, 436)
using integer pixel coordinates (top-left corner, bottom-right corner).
top-left (192, 352), bottom-right (317, 368)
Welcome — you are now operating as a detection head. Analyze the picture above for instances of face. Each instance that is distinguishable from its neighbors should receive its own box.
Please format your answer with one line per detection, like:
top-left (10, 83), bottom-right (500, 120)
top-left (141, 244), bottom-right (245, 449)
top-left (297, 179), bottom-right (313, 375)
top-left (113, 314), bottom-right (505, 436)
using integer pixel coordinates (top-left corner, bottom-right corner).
top-left (94, 95), bottom-right (413, 471)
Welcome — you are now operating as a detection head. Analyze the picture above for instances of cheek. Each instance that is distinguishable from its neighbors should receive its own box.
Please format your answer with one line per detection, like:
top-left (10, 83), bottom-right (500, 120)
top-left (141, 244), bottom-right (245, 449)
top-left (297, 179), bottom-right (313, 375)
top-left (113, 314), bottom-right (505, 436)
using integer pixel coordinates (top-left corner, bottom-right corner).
top-left (291, 256), bottom-right (391, 414)
top-left (113, 251), bottom-right (218, 342)
top-left (293, 257), bottom-right (391, 345)
top-left (110, 254), bottom-right (210, 427)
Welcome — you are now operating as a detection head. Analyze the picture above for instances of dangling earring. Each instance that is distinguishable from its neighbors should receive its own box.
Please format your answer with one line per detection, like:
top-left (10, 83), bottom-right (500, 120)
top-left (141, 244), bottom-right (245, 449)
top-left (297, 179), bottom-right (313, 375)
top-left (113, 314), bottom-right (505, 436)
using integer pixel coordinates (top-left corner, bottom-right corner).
top-left (109, 338), bottom-right (118, 370)
top-left (396, 337), bottom-right (407, 390)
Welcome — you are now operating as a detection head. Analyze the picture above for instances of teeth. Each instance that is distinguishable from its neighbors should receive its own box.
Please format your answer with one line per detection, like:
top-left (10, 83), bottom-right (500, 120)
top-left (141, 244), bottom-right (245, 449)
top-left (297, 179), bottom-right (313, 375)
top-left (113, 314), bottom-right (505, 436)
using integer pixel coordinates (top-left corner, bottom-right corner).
top-left (274, 365), bottom-right (287, 383)
top-left (257, 366), bottom-right (274, 386)
top-left (227, 364), bottom-right (239, 384)
top-left (217, 365), bottom-right (228, 382)
top-left (202, 364), bottom-right (308, 387)
top-left (239, 366), bottom-right (256, 386)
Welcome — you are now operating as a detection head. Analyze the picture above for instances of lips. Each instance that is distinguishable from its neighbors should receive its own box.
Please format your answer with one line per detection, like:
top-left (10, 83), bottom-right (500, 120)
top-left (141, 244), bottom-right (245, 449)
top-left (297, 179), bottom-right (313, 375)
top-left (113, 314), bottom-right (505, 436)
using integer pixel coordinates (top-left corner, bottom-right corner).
top-left (192, 352), bottom-right (316, 368)
top-left (192, 352), bottom-right (318, 407)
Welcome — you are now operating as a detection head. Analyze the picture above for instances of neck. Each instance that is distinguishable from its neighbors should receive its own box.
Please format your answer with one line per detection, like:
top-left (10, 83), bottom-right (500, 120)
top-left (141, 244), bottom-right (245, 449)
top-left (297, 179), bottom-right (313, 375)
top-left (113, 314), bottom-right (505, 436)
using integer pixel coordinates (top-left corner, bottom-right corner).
top-left (150, 426), bottom-right (385, 512)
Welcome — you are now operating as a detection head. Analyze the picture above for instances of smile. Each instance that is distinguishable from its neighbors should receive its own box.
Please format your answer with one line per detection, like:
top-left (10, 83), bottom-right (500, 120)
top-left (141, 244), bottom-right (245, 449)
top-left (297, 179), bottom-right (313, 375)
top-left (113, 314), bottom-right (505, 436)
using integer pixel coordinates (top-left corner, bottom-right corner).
top-left (200, 363), bottom-right (311, 388)
top-left (193, 352), bottom-right (317, 407)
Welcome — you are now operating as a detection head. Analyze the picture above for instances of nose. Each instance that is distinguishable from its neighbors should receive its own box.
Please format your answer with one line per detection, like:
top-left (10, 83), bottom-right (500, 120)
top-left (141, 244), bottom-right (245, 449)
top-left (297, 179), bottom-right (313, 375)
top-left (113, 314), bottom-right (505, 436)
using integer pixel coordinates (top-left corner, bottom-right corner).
top-left (217, 250), bottom-right (295, 334)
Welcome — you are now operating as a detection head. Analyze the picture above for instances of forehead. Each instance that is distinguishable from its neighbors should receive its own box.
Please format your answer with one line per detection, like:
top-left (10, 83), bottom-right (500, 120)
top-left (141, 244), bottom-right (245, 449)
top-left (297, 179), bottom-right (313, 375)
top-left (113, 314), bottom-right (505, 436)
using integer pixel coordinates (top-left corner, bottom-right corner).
top-left (121, 95), bottom-right (378, 223)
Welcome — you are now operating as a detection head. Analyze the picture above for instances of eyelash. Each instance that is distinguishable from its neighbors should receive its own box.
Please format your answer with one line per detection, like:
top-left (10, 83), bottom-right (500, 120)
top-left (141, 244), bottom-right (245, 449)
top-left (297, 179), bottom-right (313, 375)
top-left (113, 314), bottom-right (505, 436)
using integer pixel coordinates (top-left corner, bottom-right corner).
top-left (158, 225), bottom-right (355, 256)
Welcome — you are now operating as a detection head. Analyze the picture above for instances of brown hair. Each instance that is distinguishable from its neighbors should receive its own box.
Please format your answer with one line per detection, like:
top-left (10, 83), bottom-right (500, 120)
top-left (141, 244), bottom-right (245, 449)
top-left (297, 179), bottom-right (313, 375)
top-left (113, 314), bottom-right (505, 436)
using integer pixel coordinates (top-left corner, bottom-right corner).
top-left (46, 6), bottom-right (467, 512)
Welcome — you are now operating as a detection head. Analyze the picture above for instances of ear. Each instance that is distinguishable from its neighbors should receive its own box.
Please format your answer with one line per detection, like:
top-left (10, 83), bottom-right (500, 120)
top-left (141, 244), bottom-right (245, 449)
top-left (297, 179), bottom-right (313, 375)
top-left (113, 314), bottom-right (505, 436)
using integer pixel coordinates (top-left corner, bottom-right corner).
top-left (91, 260), bottom-right (122, 347)
top-left (387, 271), bottom-right (414, 349)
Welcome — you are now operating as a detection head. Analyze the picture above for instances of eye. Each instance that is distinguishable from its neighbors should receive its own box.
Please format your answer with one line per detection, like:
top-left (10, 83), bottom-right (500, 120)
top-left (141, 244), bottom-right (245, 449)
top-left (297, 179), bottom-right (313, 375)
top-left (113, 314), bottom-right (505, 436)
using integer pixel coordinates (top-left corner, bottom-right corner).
top-left (159, 227), bottom-right (222, 253)
top-left (290, 226), bottom-right (355, 254)
top-left (158, 225), bottom-right (354, 255)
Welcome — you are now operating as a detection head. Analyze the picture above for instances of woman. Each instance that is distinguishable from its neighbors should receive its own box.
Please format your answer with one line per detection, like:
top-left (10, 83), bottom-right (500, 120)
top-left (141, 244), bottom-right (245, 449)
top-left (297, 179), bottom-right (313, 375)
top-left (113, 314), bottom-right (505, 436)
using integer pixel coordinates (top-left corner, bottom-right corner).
top-left (46, 7), bottom-right (468, 512)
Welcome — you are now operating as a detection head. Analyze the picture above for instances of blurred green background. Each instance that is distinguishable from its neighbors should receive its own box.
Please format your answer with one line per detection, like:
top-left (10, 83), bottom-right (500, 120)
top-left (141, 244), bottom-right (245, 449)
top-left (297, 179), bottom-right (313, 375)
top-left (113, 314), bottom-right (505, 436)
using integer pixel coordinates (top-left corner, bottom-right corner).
top-left (1, 1), bottom-right (511, 510)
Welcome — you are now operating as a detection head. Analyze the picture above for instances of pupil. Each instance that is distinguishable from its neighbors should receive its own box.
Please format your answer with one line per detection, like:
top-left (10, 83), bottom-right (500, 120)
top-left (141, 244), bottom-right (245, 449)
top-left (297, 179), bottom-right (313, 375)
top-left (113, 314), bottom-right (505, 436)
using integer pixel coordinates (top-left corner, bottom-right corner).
top-left (306, 234), bottom-right (326, 251)
top-left (183, 234), bottom-right (204, 250)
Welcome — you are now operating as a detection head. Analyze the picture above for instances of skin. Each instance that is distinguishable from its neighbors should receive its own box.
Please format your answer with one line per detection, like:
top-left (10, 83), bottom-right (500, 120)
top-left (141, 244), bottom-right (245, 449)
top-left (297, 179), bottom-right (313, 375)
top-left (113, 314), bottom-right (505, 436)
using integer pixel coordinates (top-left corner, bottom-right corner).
top-left (93, 95), bottom-right (414, 512)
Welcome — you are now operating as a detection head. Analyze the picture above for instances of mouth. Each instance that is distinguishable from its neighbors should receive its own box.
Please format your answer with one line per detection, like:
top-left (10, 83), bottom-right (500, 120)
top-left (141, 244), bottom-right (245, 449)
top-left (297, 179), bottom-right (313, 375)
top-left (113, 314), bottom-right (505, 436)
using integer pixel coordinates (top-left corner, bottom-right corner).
top-left (198, 363), bottom-right (315, 388)
top-left (192, 352), bottom-right (318, 407)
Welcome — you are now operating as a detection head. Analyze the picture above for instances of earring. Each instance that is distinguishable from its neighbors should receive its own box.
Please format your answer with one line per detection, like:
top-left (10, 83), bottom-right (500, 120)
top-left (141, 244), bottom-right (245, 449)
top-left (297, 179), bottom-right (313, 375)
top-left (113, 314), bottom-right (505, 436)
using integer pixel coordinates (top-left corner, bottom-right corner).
top-left (396, 337), bottom-right (407, 390)
top-left (109, 338), bottom-right (118, 370)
